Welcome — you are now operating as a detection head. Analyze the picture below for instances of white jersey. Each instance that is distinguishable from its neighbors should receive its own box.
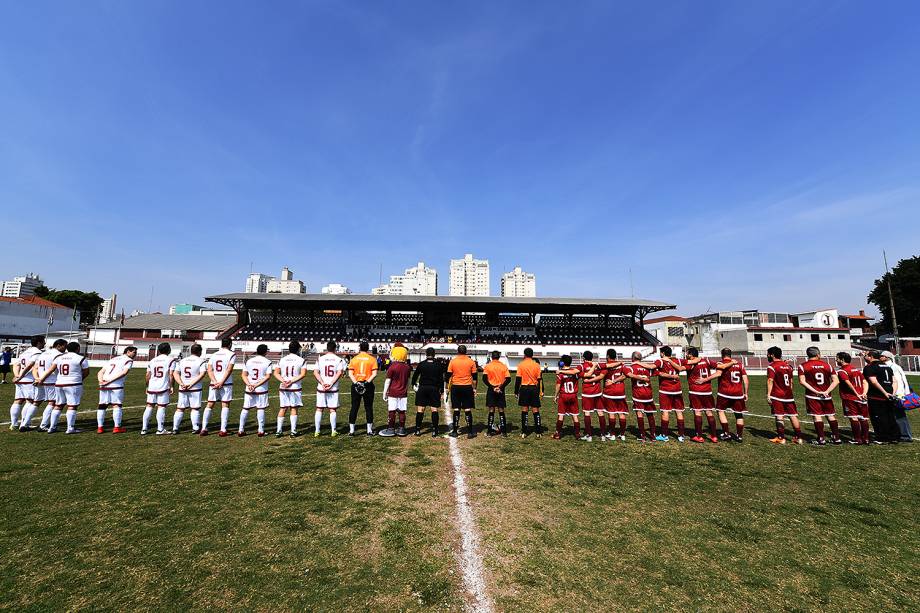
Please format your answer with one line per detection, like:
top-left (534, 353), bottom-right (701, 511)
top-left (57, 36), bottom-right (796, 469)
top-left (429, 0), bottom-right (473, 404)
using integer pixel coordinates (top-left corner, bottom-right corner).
top-left (100, 354), bottom-right (134, 390)
top-left (208, 348), bottom-right (236, 387)
top-left (146, 354), bottom-right (177, 393)
top-left (177, 355), bottom-right (207, 392)
top-left (244, 355), bottom-right (274, 394)
top-left (315, 353), bottom-right (347, 392)
top-left (16, 347), bottom-right (43, 382)
top-left (56, 352), bottom-right (89, 386)
top-left (277, 353), bottom-right (307, 391)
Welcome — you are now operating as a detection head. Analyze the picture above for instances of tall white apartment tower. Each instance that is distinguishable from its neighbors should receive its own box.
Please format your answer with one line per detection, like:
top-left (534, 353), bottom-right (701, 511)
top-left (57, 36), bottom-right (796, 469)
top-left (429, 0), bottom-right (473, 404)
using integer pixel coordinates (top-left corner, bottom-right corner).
top-left (245, 273), bottom-right (272, 293)
top-left (371, 262), bottom-right (438, 295)
top-left (501, 267), bottom-right (536, 297)
top-left (449, 254), bottom-right (490, 296)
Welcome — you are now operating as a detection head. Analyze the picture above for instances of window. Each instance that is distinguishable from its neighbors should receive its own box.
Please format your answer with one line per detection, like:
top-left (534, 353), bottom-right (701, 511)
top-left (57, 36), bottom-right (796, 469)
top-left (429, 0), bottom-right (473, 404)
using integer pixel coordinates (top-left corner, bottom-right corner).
top-left (838, 334), bottom-right (845, 340)
top-left (811, 334), bottom-right (820, 342)
top-left (753, 333), bottom-right (763, 341)
top-left (783, 334), bottom-right (792, 342)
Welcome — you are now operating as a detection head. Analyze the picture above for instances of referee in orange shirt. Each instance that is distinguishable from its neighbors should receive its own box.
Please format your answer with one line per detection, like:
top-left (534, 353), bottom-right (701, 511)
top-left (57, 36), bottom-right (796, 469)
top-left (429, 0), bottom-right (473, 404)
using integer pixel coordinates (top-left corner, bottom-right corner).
top-left (481, 350), bottom-right (511, 436)
top-left (347, 341), bottom-right (378, 436)
top-left (447, 345), bottom-right (478, 438)
top-left (515, 347), bottom-right (544, 437)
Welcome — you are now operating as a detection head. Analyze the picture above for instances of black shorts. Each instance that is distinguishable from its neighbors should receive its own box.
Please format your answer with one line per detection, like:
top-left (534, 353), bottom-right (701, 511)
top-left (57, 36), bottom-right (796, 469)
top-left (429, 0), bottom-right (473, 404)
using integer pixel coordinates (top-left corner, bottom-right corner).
top-left (0, 365), bottom-right (10, 374)
top-left (450, 385), bottom-right (476, 409)
top-left (518, 385), bottom-right (541, 408)
top-left (485, 388), bottom-right (507, 408)
top-left (415, 385), bottom-right (442, 408)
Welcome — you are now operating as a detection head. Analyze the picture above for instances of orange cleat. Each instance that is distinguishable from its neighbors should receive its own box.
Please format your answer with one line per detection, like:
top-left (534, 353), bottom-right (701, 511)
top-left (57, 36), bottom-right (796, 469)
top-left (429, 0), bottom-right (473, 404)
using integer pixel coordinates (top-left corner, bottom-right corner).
top-left (97, 427), bottom-right (105, 434)
top-left (769, 436), bottom-right (786, 444)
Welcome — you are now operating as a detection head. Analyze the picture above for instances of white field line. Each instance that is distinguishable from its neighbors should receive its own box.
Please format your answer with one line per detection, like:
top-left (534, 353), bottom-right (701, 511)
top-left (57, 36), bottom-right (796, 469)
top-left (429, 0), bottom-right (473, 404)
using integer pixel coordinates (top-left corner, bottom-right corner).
top-left (446, 435), bottom-right (495, 613)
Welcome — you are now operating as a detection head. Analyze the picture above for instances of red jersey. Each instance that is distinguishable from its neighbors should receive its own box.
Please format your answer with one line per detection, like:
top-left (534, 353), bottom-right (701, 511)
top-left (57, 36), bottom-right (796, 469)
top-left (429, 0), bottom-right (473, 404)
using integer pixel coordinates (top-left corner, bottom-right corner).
top-left (624, 362), bottom-right (654, 402)
top-left (716, 359), bottom-right (747, 399)
top-left (766, 359), bottom-right (795, 402)
top-left (579, 361), bottom-right (602, 397)
top-left (385, 361), bottom-right (411, 398)
top-left (836, 364), bottom-right (865, 401)
top-left (797, 360), bottom-right (834, 398)
top-left (654, 358), bottom-right (684, 395)
top-left (601, 361), bottom-right (626, 398)
top-left (687, 358), bottom-right (716, 395)
top-left (556, 370), bottom-right (580, 399)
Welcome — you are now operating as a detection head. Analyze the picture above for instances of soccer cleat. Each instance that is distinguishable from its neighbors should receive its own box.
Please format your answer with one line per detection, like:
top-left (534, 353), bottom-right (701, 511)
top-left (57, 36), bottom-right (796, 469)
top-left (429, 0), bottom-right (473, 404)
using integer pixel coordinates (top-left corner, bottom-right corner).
top-left (330, 430), bottom-right (338, 438)
top-left (831, 438), bottom-right (842, 445)
top-left (811, 438), bottom-right (826, 446)
top-left (718, 432), bottom-right (732, 441)
top-left (731, 434), bottom-right (742, 443)
top-left (139, 430), bottom-right (147, 436)
top-left (397, 427), bottom-right (407, 437)
top-left (690, 435), bottom-right (705, 443)
top-left (9, 424), bottom-right (16, 431)
top-left (791, 436), bottom-right (803, 445)
top-left (199, 429), bottom-right (209, 437)
top-left (348, 431), bottom-right (356, 437)
top-left (170, 430), bottom-right (179, 435)
top-left (520, 432), bottom-right (527, 439)
top-left (449, 430), bottom-right (459, 438)
top-left (314, 432), bottom-right (320, 438)
top-left (156, 430), bottom-right (167, 435)
top-left (47, 428), bottom-right (58, 434)
top-left (237, 431), bottom-right (246, 437)
top-left (848, 439), bottom-right (859, 445)
top-left (415, 429), bottom-right (422, 437)
top-left (290, 431), bottom-right (298, 438)
top-left (97, 427), bottom-right (104, 434)
top-left (257, 432), bottom-right (265, 437)
top-left (218, 430), bottom-right (228, 437)
top-left (579, 435), bottom-right (592, 442)
top-left (676, 436), bottom-right (685, 443)
top-left (655, 434), bottom-right (668, 442)
top-left (19, 425), bottom-right (34, 433)
top-left (113, 426), bottom-right (125, 434)
top-left (552, 432), bottom-right (561, 440)
top-left (467, 431), bottom-right (476, 439)
top-left (275, 432), bottom-right (283, 438)
top-left (708, 435), bottom-right (719, 443)
top-left (619, 435), bottom-right (626, 442)
top-left (65, 428), bottom-right (80, 434)
top-left (636, 435), bottom-right (644, 442)
top-left (38, 425), bottom-right (48, 432)
top-left (378, 428), bottom-right (396, 438)
top-left (769, 437), bottom-right (786, 444)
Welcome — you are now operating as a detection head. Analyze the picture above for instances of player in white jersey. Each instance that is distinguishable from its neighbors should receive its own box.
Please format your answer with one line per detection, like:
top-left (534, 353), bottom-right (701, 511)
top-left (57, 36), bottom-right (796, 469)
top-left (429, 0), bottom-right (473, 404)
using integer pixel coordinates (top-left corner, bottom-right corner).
top-left (240, 344), bottom-right (273, 437)
top-left (174, 344), bottom-right (208, 434)
top-left (313, 341), bottom-right (347, 437)
top-left (33, 340), bottom-right (67, 431)
top-left (273, 341), bottom-right (308, 437)
top-left (10, 335), bottom-right (44, 431)
top-left (204, 338), bottom-right (236, 437)
top-left (51, 342), bottom-right (90, 434)
top-left (97, 346), bottom-right (137, 433)
top-left (143, 343), bottom-right (176, 435)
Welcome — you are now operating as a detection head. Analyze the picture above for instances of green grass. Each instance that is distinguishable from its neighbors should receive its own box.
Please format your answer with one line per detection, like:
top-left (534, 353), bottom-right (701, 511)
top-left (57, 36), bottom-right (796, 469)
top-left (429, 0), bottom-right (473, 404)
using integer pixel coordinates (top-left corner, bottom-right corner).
top-left (1, 371), bottom-right (918, 611)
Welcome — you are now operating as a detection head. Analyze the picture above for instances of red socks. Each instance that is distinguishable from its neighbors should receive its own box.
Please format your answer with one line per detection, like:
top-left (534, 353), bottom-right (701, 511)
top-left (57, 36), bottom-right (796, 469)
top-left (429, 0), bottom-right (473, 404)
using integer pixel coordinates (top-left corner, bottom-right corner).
top-left (387, 411), bottom-right (396, 429)
top-left (814, 420), bottom-right (825, 440)
top-left (707, 414), bottom-right (718, 436)
top-left (597, 414), bottom-right (607, 437)
top-left (829, 419), bottom-right (840, 439)
top-left (584, 414), bottom-right (593, 436)
top-left (694, 414), bottom-right (703, 435)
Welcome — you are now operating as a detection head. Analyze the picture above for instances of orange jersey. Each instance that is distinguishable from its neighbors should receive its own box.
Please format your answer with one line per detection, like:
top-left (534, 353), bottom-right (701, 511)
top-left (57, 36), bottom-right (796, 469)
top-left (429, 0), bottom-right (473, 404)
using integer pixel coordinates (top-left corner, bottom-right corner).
top-left (516, 358), bottom-right (542, 386)
top-left (483, 360), bottom-right (510, 386)
top-left (348, 352), bottom-right (377, 382)
top-left (447, 355), bottom-right (477, 386)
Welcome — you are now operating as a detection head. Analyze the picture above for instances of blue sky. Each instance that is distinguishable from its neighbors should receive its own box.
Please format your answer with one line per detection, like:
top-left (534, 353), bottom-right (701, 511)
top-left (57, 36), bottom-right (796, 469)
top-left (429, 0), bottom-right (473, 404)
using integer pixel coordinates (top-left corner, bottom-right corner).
top-left (2, 0), bottom-right (919, 316)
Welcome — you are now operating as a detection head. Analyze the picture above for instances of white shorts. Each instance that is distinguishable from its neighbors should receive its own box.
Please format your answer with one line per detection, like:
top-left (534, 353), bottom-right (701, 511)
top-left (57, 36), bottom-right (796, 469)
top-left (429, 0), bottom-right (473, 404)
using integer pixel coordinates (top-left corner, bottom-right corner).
top-left (280, 390), bottom-right (303, 408)
top-left (316, 391), bottom-right (339, 409)
top-left (207, 385), bottom-right (233, 403)
top-left (58, 386), bottom-right (83, 407)
top-left (177, 390), bottom-right (202, 409)
top-left (99, 389), bottom-right (125, 406)
top-left (243, 392), bottom-right (269, 409)
top-left (15, 382), bottom-right (35, 401)
top-left (146, 391), bottom-right (170, 406)
top-left (387, 397), bottom-right (408, 412)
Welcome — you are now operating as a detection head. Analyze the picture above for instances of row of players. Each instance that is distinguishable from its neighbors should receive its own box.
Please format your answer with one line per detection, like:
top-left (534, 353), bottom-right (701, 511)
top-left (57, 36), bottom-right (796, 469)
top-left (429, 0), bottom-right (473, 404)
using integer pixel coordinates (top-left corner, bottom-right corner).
top-left (6, 336), bottom-right (904, 444)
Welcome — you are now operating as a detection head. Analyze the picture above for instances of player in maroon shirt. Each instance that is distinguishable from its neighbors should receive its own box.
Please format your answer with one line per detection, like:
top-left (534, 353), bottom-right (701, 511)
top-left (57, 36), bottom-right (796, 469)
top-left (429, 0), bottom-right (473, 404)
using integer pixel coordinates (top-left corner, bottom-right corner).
top-left (835, 351), bottom-right (869, 444)
top-left (684, 347), bottom-right (720, 442)
top-left (765, 346), bottom-right (803, 444)
top-left (699, 348), bottom-right (747, 442)
top-left (654, 346), bottom-right (687, 442)
top-left (579, 351), bottom-right (606, 441)
top-left (553, 355), bottom-right (581, 440)
top-left (601, 349), bottom-right (628, 441)
top-left (797, 347), bottom-right (841, 445)
top-left (624, 351), bottom-right (658, 441)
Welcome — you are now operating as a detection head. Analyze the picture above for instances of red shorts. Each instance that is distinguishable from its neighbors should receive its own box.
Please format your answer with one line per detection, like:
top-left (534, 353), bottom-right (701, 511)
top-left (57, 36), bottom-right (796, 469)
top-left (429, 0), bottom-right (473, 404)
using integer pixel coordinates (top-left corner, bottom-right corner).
top-left (769, 399), bottom-right (798, 416)
top-left (659, 393), bottom-right (685, 412)
top-left (603, 396), bottom-right (628, 414)
top-left (716, 396), bottom-right (748, 413)
top-left (557, 396), bottom-right (579, 415)
top-left (581, 395), bottom-right (603, 412)
top-left (689, 393), bottom-right (715, 411)
top-left (633, 399), bottom-right (656, 413)
top-left (806, 397), bottom-right (836, 416)
top-left (841, 398), bottom-right (869, 420)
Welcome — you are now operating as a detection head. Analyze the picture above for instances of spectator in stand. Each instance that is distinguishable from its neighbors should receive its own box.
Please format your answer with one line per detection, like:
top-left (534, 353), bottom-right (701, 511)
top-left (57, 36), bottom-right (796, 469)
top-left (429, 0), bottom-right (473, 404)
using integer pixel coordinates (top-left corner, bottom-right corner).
top-left (881, 351), bottom-right (913, 442)
top-left (863, 351), bottom-right (900, 444)
top-left (0, 347), bottom-right (11, 384)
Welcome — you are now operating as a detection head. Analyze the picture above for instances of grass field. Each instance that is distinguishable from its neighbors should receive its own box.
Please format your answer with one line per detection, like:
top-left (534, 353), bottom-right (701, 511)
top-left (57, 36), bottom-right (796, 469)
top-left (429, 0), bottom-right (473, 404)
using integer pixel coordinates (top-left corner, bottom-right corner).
top-left (1, 370), bottom-right (918, 611)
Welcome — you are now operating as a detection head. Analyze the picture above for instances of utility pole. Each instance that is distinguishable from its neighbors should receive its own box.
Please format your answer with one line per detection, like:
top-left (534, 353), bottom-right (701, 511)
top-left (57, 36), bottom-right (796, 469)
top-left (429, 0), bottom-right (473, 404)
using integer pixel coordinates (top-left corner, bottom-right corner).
top-left (883, 251), bottom-right (900, 356)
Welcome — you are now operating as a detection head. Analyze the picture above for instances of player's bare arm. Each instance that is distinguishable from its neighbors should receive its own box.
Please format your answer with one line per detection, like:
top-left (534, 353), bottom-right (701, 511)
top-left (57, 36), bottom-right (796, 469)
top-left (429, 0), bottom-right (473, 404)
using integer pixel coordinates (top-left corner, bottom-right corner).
top-left (173, 367), bottom-right (187, 391)
top-left (797, 373), bottom-right (818, 395)
top-left (242, 367), bottom-right (254, 393)
top-left (742, 373), bottom-right (749, 398)
top-left (866, 375), bottom-right (891, 399)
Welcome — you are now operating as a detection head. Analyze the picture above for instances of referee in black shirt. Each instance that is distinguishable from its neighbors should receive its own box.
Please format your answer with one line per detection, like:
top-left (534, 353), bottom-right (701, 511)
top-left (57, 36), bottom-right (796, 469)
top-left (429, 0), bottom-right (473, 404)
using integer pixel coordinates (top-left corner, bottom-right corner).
top-left (863, 350), bottom-right (900, 444)
top-left (412, 347), bottom-right (445, 437)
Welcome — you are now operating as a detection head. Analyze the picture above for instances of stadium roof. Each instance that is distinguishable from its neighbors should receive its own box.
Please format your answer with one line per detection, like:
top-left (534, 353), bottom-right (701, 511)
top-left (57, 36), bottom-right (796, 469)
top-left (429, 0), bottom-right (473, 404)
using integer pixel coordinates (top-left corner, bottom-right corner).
top-left (94, 314), bottom-right (234, 331)
top-left (205, 292), bottom-right (675, 316)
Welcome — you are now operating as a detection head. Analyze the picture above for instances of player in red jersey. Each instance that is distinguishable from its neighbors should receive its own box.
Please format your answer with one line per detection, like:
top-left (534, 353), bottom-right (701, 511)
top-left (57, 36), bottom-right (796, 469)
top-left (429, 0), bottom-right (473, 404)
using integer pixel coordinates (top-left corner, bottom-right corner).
top-left (601, 349), bottom-right (628, 441)
top-left (765, 346), bottom-right (803, 444)
top-left (624, 351), bottom-right (658, 441)
top-left (835, 351), bottom-right (869, 444)
top-left (653, 346), bottom-right (687, 442)
top-left (797, 347), bottom-right (841, 445)
top-left (699, 348), bottom-right (747, 442)
top-left (579, 351), bottom-right (606, 441)
top-left (553, 355), bottom-right (581, 439)
top-left (684, 347), bottom-right (720, 442)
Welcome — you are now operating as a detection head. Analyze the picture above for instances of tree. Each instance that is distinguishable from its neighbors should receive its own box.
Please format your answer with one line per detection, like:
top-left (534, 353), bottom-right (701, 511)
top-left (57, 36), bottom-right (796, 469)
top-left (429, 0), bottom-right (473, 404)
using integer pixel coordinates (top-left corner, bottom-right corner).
top-left (868, 255), bottom-right (920, 337)
top-left (37, 288), bottom-right (105, 327)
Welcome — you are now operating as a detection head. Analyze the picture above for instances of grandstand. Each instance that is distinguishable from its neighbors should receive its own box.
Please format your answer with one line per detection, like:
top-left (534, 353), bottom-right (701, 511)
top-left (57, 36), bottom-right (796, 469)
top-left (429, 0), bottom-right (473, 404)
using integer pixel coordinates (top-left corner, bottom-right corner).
top-left (206, 293), bottom-right (674, 366)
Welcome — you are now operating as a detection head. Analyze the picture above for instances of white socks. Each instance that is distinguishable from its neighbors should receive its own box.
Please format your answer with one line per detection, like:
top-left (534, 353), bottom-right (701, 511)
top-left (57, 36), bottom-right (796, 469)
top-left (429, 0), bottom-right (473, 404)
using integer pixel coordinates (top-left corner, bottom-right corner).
top-left (97, 409), bottom-right (105, 428)
top-left (330, 410), bottom-right (337, 431)
top-left (113, 407), bottom-right (123, 427)
top-left (10, 403), bottom-right (21, 428)
top-left (66, 409), bottom-right (77, 431)
top-left (367, 422), bottom-right (373, 434)
top-left (173, 409), bottom-right (184, 432)
top-left (349, 422), bottom-right (356, 434)
top-left (142, 406), bottom-right (153, 431)
top-left (39, 405), bottom-right (52, 429)
top-left (256, 409), bottom-right (265, 433)
top-left (276, 412), bottom-right (285, 433)
top-left (156, 407), bottom-right (166, 431)
top-left (239, 409), bottom-right (249, 433)
top-left (20, 402), bottom-right (36, 427)
top-left (220, 406), bottom-right (229, 432)
top-left (49, 408), bottom-right (62, 430)
top-left (201, 407), bottom-right (212, 431)
top-left (290, 414), bottom-right (298, 432)
top-left (190, 409), bottom-right (200, 431)
top-left (315, 410), bottom-right (322, 433)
